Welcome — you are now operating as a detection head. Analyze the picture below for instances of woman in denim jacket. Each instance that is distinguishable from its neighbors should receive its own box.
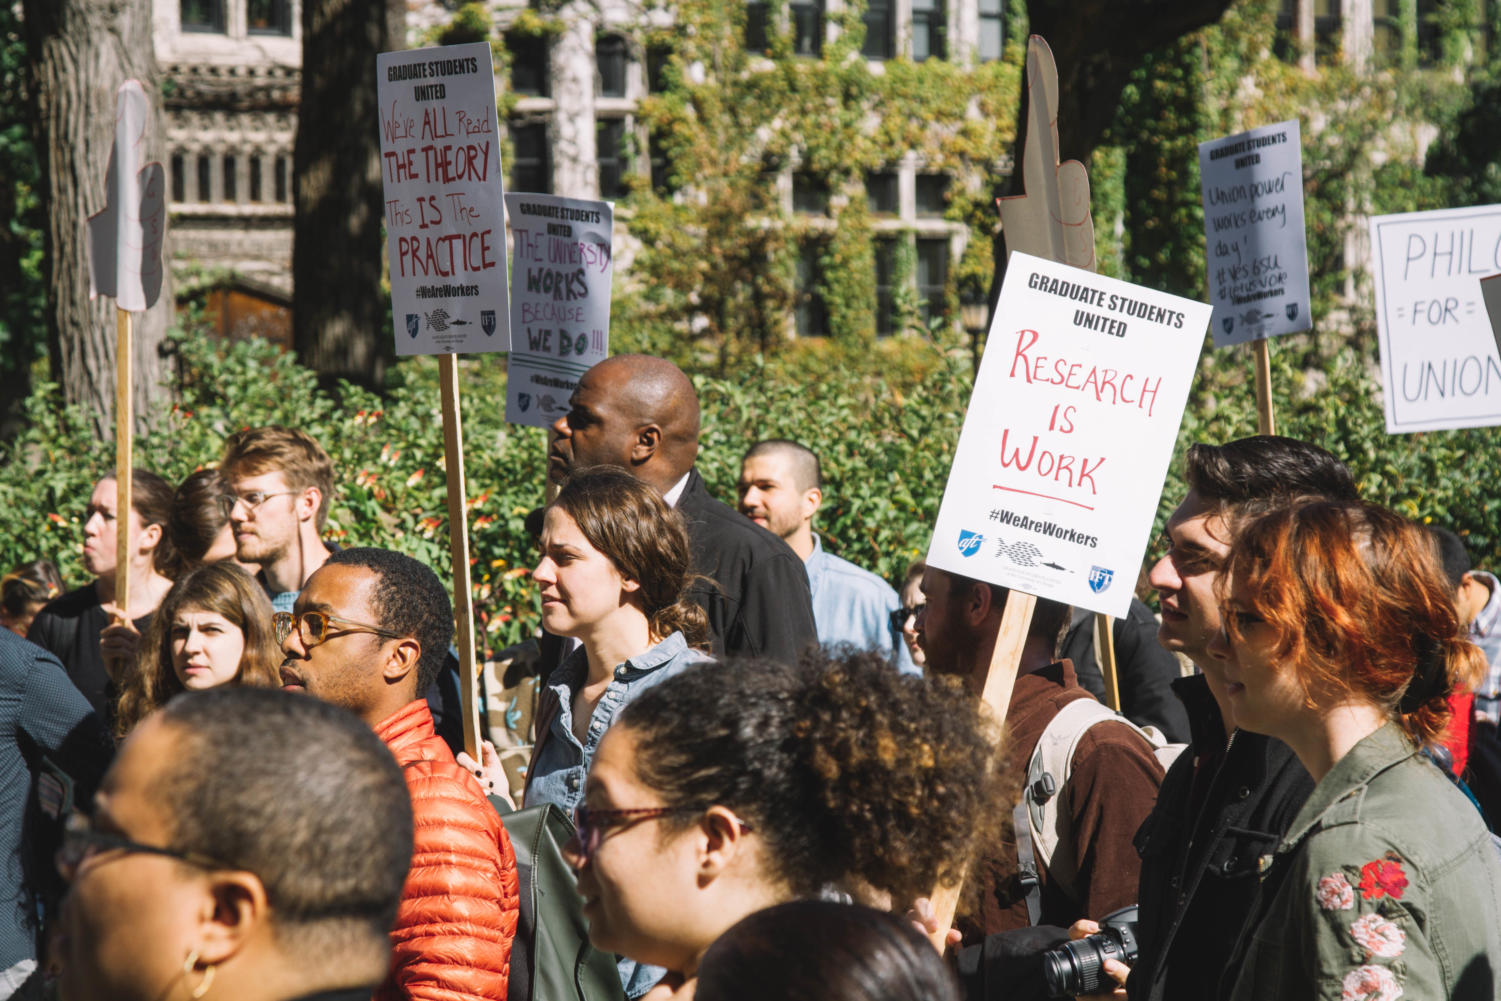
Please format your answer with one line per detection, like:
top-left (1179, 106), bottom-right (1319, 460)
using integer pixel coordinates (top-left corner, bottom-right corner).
top-left (1211, 500), bottom-right (1501, 1001)
top-left (521, 466), bottom-right (713, 1000)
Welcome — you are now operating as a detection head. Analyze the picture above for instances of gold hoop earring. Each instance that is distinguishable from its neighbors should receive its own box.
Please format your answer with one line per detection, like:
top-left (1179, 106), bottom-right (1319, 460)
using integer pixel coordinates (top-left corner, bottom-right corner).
top-left (183, 949), bottom-right (216, 1000)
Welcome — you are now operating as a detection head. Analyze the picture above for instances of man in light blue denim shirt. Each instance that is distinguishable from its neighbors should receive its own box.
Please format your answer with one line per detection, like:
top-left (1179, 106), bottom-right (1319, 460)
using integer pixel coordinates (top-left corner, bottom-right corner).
top-left (738, 440), bottom-right (917, 675)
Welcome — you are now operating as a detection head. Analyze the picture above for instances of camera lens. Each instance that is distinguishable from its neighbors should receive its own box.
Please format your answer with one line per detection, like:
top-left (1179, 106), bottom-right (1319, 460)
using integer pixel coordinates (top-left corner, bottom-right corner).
top-left (1041, 938), bottom-right (1111, 997)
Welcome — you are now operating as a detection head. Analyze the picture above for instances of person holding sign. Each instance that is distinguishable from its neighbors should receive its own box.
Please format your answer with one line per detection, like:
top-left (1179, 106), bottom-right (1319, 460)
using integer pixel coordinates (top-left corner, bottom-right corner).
top-left (563, 650), bottom-right (1001, 1001)
top-left (1213, 500), bottom-right (1501, 1001)
top-left (917, 571), bottom-right (1163, 929)
top-left (29, 471), bottom-right (177, 720)
top-left (548, 355), bottom-right (816, 665)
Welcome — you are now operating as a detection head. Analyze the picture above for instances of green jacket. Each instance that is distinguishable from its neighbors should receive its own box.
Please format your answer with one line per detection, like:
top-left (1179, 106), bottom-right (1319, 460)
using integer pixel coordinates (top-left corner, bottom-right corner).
top-left (1223, 723), bottom-right (1501, 1001)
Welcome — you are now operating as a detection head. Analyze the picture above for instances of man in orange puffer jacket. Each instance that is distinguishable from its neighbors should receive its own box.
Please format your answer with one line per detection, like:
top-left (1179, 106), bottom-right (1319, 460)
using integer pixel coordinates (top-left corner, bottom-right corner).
top-left (278, 547), bottom-right (519, 1000)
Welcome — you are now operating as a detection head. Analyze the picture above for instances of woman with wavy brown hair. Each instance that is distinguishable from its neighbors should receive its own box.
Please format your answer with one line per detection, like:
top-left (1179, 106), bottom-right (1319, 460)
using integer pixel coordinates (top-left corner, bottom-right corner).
top-left (114, 562), bottom-right (280, 737)
top-left (1211, 499), bottom-right (1501, 1001)
top-left (565, 649), bottom-right (1004, 1001)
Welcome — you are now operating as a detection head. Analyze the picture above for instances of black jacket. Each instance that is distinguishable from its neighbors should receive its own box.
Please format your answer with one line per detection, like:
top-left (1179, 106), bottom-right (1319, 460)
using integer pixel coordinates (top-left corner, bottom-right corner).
top-left (1126, 674), bottom-right (1314, 1001)
top-left (676, 469), bottom-right (817, 665)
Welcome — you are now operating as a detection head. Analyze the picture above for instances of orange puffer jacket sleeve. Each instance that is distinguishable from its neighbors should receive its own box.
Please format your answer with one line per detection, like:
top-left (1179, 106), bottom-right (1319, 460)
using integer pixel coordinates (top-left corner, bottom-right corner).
top-left (375, 703), bottom-right (520, 1001)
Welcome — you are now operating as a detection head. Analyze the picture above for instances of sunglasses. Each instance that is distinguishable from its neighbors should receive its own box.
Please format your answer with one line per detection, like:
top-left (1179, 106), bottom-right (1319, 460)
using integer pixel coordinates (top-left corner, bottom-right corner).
top-left (889, 603), bottom-right (925, 632)
top-left (274, 610), bottom-right (405, 648)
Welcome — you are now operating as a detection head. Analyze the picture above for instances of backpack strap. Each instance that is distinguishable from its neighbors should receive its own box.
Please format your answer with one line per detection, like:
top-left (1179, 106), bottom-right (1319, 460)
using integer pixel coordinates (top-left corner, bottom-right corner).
top-left (1019, 698), bottom-right (1185, 921)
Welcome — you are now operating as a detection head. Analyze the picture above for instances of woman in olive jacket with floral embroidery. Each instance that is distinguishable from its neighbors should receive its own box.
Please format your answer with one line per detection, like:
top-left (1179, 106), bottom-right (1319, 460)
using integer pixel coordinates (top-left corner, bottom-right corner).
top-left (1209, 499), bottom-right (1501, 1001)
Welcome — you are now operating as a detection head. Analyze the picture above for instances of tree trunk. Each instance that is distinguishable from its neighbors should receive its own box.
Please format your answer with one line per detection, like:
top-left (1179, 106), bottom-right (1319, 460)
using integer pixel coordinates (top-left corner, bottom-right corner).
top-left (20, 0), bottom-right (172, 441)
top-left (293, 0), bottom-right (391, 390)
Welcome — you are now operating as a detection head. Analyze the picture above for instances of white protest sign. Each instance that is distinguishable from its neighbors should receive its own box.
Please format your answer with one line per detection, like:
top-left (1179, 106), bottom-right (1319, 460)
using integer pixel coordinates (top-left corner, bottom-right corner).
top-left (926, 252), bottom-right (1210, 618)
top-left (87, 80), bottom-right (166, 312)
top-left (1198, 119), bottom-right (1310, 347)
top-left (503, 193), bottom-right (613, 428)
top-left (1482, 273), bottom-right (1501, 361)
top-left (1369, 205), bottom-right (1501, 433)
top-left (377, 42), bottom-right (509, 355)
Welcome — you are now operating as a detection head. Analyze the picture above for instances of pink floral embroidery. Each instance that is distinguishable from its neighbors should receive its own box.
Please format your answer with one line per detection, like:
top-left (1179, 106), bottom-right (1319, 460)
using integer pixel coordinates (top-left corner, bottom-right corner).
top-left (1317, 872), bottom-right (1356, 910)
top-left (1359, 856), bottom-right (1408, 901)
top-left (1350, 913), bottom-right (1406, 958)
top-left (1341, 965), bottom-right (1402, 1001)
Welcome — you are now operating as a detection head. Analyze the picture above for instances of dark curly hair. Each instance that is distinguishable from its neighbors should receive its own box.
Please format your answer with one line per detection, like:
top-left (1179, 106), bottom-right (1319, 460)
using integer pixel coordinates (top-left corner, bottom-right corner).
top-left (1224, 499), bottom-right (1485, 749)
top-left (616, 648), bottom-right (1006, 906)
top-left (551, 466), bottom-right (708, 647)
top-left (696, 900), bottom-right (961, 1001)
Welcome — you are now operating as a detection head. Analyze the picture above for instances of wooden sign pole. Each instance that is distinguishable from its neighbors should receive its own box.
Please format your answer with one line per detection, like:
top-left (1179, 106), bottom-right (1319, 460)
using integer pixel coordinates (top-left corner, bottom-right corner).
top-left (439, 353), bottom-right (482, 760)
top-left (1095, 612), bottom-right (1120, 712)
top-left (114, 307), bottom-right (133, 618)
top-left (927, 590), bottom-right (1037, 949)
top-left (1253, 337), bottom-right (1276, 435)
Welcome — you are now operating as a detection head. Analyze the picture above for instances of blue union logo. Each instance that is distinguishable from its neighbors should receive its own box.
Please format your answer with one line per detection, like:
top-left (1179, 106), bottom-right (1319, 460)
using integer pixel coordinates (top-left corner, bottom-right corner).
top-left (405, 313), bottom-right (420, 338)
top-left (1088, 566), bottom-right (1114, 593)
top-left (957, 530), bottom-right (983, 558)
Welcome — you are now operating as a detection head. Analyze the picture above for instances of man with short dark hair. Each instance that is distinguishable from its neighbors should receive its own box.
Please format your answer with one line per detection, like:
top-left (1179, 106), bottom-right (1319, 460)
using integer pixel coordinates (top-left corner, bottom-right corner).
top-left (54, 686), bottom-right (412, 1001)
top-left (550, 354), bottom-right (816, 663)
top-left (1124, 436), bottom-right (1353, 1001)
top-left (279, 547), bottom-right (518, 1001)
top-left (738, 439), bottom-right (914, 673)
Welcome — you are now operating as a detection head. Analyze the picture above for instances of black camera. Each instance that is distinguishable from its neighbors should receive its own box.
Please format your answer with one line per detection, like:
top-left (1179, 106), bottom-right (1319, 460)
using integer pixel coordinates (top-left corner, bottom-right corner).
top-left (1040, 905), bottom-right (1139, 998)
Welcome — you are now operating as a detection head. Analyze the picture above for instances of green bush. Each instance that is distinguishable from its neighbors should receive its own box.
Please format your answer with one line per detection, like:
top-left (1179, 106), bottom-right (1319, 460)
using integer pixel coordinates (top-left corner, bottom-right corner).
top-left (5, 320), bottom-right (1500, 650)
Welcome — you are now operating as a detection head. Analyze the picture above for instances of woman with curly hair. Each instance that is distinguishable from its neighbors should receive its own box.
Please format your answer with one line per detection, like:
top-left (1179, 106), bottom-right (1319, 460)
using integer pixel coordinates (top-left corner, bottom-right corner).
top-left (565, 648), bottom-right (1005, 1000)
top-left (1212, 500), bottom-right (1501, 1001)
top-left (114, 562), bottom-right (280, 737)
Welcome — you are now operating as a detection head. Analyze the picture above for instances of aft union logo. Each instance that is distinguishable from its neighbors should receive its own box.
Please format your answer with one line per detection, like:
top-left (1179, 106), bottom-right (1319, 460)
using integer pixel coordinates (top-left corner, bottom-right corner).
top-left (957, 530), bottom-right (983, 558)
top-left (1088, 566), bottom-right (1114, 593)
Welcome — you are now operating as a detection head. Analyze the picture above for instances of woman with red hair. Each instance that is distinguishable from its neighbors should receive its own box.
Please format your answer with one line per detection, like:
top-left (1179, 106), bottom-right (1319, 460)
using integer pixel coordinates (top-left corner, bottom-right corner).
top-left (1212, 499), bottom-right (1501, 1001)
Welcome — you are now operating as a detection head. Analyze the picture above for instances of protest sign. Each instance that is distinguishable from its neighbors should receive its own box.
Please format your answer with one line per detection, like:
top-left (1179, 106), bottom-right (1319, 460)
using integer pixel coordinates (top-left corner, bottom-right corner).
top-left (1199, 120), bottom-right (1310, 348)
top-left (503, 193), bottom-right (613, 429)
top-left (86, 80), bottom-right (167, 621)
top-left (1482, 273), bottom-right (1501, 360)
top-left (925, 252), bottom-right (1210, 619)
top-left (87, 80), bottom-right (166, 313)
top-left (1370, 204), bottom-right (1501, 433)
top-left (377, 41), bottom-right (509, 356)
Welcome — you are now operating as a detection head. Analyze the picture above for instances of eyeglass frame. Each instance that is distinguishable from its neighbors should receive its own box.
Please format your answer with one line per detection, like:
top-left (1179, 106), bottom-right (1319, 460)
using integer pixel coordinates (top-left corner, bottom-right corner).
top-left (570, 804), bottom-right (753, 863)
top-left (55, 812), bottom-right (224, 882)
top-left (217, 489), bottom-right (298, 518)
top-left (274, 609), bottom-right (407, 648)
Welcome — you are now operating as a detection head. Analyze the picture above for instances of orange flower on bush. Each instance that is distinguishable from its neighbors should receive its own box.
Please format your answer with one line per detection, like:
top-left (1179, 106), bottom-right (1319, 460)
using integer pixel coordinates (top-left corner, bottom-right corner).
top-left (1359, 856), bottom-right (1408, 901)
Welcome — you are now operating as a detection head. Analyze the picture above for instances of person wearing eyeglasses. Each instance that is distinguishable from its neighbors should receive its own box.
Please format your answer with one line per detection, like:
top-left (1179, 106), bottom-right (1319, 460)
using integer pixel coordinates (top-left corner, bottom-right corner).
top-left (219, 427), bottom-right (337, 616)
top-left (277, 546), bottom-right (518, 1001)
top-left (895, 560), bottom-right (926, 670)
top-left (563, 649), bottom-right (1004, 1001)
top-left (28, 470), bottom-right (178, 720)
top-left (112, 563), bottom-right (281, 738)
top-left (52, 686), bottom-right (414, 1001)
top-left (737, 441), bottom-right (915, 675)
